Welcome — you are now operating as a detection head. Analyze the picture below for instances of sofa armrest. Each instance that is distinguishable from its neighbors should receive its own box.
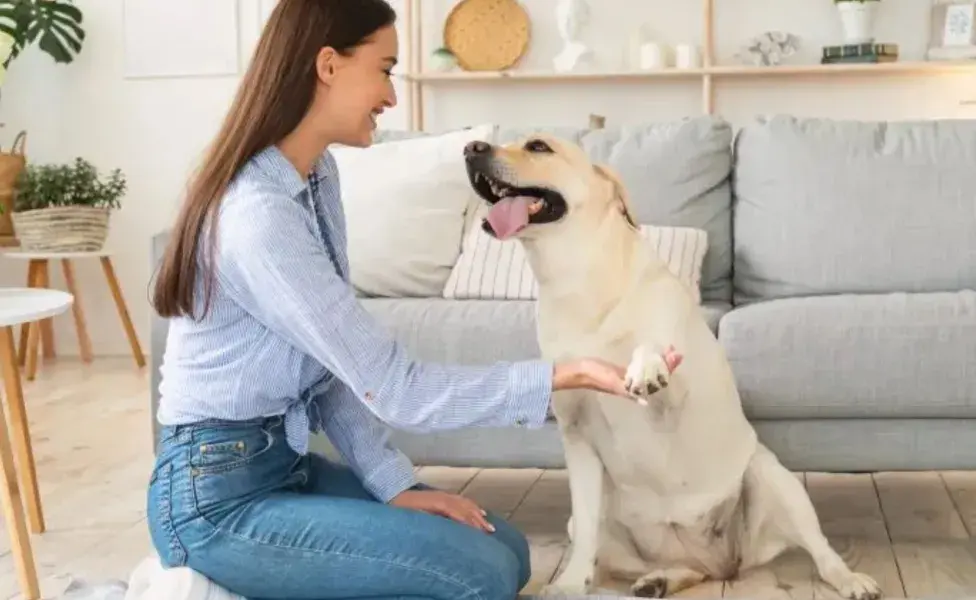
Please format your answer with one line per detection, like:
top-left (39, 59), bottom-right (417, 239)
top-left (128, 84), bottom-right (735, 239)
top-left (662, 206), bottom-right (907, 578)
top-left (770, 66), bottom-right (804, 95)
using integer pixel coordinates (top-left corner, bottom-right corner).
top-left (149, 230), bottom-right (171, 453)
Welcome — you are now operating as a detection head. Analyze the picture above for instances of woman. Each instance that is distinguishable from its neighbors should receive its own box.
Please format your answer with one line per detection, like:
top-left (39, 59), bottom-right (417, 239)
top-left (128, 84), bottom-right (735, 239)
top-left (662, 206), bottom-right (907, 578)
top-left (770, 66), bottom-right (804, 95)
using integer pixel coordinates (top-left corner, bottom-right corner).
top-left (148, 0), bottom-right (679, 598)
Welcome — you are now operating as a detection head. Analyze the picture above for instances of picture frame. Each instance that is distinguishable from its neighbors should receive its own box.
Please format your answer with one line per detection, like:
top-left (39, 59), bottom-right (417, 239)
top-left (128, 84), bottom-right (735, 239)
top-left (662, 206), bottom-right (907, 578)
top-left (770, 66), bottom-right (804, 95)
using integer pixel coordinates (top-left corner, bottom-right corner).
top-left (122, 0), bottom-right (241, 79)
top-left (927, 0), bottom-right (976, 60)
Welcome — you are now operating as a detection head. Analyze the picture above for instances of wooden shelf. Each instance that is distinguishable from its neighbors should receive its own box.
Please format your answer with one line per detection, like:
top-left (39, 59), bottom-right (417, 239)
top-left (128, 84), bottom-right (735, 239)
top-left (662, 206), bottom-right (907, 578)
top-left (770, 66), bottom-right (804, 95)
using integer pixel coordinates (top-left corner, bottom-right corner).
top-left (401, 60), bottom-right (976, 83)
top-left (707, 60), bottom-right (976, 76)
top-left (400, 0), bottom-right (976, 129)
top-left (401, 69), bottom-right (706, 82)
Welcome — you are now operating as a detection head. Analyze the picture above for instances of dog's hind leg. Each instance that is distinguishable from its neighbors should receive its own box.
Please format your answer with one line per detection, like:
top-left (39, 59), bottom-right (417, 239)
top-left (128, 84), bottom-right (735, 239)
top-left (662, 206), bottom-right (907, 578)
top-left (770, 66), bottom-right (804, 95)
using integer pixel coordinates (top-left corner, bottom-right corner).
top-left (593, 513), bottom-right (651, 583)
top-left (596, 520), bottom-right (710, 598)
top-left (542, 431), bottom-right (604, 595)
top-left (742, 444), bottom-right (882, 600)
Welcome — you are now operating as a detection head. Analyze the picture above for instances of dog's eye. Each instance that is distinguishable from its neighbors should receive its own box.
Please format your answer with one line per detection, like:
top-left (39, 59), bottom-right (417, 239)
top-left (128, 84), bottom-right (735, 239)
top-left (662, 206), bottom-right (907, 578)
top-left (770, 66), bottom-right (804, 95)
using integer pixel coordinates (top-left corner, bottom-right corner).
top-left (524, 139), bottom-right (553, 153)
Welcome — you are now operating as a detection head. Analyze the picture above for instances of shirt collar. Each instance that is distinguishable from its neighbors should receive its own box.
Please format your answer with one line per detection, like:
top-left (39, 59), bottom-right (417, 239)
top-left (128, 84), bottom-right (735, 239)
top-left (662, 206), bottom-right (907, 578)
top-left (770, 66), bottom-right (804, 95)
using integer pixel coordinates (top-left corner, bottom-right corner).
top-left (250, 144), bottom-right (332, 199)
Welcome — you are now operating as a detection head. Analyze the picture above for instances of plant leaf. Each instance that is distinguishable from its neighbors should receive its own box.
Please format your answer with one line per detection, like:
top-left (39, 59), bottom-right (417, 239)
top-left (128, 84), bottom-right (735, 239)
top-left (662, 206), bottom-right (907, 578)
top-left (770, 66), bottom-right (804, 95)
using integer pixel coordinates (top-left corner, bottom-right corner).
top-left (46, 1), bottom-right (82, 23)
top-left (37, 29), bottom-right (70, 62)
top-left (1, 0), bottom-right (84, 64)
top-left (0, 1), bottom-right (33, 61)
top-left (51, 12), bottom-right (84, 39)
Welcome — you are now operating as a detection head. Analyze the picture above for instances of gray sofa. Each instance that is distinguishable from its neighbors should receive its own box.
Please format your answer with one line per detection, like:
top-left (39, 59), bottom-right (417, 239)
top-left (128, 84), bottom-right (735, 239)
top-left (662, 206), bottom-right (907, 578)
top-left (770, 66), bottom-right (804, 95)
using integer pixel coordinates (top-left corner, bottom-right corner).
top-left (149, 114), bottom-right (976, 472)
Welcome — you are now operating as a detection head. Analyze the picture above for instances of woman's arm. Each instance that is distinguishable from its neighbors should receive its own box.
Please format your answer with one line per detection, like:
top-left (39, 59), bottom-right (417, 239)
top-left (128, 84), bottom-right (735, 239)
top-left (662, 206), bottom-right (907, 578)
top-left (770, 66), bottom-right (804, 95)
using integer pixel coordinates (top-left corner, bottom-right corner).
top-left (218, 189), bottom-right (553, 432)
top-left (314, 377), bottom-right (418, 503)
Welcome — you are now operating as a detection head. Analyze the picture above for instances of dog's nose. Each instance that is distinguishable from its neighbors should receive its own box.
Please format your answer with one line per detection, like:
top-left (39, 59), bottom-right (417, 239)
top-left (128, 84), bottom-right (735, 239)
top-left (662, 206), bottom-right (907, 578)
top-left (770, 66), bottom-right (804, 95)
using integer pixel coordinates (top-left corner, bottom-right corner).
top-left (464, 140), bottom-right (491, 157)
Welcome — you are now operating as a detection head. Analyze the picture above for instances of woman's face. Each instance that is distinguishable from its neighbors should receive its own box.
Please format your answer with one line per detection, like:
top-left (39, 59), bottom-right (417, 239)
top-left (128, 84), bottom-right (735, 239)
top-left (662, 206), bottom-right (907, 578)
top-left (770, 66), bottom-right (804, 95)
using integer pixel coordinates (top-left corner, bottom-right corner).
top-left (316, 24), bottom-right (399, 147)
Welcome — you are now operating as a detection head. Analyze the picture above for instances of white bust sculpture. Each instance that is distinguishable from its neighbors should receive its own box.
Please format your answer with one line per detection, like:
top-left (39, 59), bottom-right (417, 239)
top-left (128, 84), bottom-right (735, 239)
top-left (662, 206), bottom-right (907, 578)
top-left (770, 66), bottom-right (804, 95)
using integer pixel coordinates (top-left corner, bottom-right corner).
top-left (553, 0), bottom-right (593, 72)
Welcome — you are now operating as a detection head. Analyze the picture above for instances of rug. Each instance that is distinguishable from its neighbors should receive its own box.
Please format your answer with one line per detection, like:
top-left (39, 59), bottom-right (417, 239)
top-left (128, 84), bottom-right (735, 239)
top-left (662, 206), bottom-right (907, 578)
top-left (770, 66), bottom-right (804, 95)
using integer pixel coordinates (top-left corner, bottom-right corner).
top-left (48, 560), bottom-right (660, 600)
top-left (51, 578), bottom-right (651, 600)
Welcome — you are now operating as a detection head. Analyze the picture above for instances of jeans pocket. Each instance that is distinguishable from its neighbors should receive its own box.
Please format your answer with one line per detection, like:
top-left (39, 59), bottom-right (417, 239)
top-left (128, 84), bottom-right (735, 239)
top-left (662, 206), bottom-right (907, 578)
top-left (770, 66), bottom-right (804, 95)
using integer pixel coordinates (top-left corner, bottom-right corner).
top-left (189, 423), bottom-right (276, 476)
top-left (188, 420), bottom-right (287, 522)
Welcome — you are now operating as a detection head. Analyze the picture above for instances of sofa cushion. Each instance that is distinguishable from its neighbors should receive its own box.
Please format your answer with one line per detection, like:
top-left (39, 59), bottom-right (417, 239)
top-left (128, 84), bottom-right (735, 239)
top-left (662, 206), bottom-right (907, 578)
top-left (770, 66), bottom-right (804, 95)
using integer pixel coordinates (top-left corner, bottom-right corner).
top-left (574, 117), bottom-right (734, 304)
top-left (443, 223), bottom-right (709, 304)
top-left (364, 298), bottom-right (541, 364)
top-left (334, 124), bottom-right (494, 298)
top-left (732, 115), bottom-right (976, 304)
top-left (718, 291), bottom-right (976, 420)
top-left (362, 298), bottom-right (730, 364)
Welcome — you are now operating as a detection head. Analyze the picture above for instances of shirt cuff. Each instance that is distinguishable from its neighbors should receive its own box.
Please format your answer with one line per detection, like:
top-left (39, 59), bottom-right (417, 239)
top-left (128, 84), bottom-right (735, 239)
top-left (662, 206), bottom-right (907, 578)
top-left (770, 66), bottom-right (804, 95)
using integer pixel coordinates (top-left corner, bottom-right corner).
top-left (362, 453), bottom-right (418, 503)
top-left (503, 359), bottom-right (553, 429)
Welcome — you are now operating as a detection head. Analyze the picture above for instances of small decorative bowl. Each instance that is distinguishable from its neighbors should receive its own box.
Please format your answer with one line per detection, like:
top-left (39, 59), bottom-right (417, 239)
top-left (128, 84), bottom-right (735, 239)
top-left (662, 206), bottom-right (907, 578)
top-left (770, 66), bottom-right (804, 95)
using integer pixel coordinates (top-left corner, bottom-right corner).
top-left (429, 47), bottom-right (458, 72)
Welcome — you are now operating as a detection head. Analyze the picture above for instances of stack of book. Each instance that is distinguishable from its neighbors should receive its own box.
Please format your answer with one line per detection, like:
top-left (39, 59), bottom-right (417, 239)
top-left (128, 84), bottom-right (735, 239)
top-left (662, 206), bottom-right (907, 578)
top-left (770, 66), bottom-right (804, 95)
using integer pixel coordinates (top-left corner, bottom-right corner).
top-left (821, 42), bottom-right (899, 64)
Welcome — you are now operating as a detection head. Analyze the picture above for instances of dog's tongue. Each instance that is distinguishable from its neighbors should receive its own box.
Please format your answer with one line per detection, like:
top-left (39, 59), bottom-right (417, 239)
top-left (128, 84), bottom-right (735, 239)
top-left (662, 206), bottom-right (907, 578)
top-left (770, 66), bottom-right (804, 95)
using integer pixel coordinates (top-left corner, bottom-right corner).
top-left (486, 196), bottom-right (534, 239)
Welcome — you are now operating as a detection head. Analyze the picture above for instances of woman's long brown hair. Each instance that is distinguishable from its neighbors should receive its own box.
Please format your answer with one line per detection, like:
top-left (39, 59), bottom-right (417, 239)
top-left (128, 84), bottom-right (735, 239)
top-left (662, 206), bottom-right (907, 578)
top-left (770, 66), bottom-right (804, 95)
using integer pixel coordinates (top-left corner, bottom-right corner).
top-left (151, 0), bottom-right (396, 320)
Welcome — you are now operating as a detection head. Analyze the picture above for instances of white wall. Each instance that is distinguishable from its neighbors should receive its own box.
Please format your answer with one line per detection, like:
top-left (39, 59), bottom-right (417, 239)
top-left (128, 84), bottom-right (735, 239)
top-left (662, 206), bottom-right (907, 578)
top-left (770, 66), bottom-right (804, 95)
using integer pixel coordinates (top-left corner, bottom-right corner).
top-left (0, 0), bottom-right (972, 357)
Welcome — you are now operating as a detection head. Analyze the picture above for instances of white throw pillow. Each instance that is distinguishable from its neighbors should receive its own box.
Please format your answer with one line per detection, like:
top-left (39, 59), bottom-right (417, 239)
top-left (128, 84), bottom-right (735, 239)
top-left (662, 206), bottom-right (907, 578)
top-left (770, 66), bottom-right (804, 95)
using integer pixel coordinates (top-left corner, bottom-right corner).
top-left (333, 124), bottom-right (494, 297)
top-left (123, 553), bottom-right (245, 600)
top-left (443, 218), bottom-right (709, 304)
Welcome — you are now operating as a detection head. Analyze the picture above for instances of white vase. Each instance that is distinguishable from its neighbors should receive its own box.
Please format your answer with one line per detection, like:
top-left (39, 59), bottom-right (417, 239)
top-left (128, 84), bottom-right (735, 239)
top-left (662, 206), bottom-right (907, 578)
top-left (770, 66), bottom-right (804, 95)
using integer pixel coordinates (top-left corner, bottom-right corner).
top-left (836, 1), bottom-right (878, 44)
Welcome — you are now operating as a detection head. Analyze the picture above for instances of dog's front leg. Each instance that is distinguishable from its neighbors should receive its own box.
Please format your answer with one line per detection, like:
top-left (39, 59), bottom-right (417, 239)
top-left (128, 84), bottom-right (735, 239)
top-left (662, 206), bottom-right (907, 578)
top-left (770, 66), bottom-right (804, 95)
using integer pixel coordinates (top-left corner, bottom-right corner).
top-left (624, 344), bottom-right (685, 410)
top-left (542, 431), bottom-right (603, 595)
top-left (623, 282), bottom-right (694, 407)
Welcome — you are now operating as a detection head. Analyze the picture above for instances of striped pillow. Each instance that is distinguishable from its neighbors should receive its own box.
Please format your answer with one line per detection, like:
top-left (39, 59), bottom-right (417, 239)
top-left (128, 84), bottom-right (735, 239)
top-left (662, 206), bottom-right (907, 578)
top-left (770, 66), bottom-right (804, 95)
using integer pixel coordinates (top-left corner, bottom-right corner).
top-left (442, 222), bottom-right (708, 304)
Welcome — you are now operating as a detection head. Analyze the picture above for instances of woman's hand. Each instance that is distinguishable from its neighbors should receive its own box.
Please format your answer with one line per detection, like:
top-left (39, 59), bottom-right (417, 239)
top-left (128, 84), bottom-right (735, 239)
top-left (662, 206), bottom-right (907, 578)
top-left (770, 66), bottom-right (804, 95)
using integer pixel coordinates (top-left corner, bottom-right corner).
top-left (389, 489), bottom-right (496, 533)
top-left (553, 346), bottom-right (683, 398)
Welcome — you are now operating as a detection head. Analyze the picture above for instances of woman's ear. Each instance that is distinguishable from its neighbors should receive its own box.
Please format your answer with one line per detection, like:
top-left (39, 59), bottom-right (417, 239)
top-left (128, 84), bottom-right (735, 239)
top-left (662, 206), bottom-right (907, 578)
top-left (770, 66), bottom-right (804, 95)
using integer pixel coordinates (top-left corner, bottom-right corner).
top-left (316, 47), bottom-right (338, 84)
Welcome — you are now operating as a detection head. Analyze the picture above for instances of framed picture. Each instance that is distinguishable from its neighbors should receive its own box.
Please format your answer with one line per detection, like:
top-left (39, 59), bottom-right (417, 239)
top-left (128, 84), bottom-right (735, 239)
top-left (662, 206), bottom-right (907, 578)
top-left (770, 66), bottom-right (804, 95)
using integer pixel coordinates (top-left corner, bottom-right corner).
top-left (928, 0), bottom-right (976, 60)
top-left (122, 0), bottom-right (241, 79)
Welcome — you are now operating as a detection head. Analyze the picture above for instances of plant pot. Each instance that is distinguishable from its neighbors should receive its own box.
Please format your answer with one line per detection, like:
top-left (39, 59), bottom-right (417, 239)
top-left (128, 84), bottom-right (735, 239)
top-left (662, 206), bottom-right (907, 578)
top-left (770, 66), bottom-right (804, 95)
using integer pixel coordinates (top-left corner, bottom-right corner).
top-left (837, 1), bottom-right (878, 44)
top-left (429, 47), bottom-right (457, 72)
top-left (11, 205), bottom-right (110, 252)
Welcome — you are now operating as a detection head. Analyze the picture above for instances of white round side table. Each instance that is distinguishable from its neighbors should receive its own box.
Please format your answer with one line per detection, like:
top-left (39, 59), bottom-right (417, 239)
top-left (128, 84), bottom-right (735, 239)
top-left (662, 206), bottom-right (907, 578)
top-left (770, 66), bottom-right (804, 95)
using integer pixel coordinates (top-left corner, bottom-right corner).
top-left (0, 287), bottom-right (73, 600)
top-left (1, 250), bottom-right (145, 381)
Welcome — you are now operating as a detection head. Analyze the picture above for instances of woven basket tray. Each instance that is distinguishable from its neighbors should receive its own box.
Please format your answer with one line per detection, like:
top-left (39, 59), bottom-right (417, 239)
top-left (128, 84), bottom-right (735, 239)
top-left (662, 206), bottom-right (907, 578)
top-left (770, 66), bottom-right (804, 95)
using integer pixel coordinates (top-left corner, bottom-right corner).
top-left (12, 205), bottom-right (110, 252)
top-left (444, 0), bottom-right (530, 71)
top-left (0, 131), bottom-right (27, 243)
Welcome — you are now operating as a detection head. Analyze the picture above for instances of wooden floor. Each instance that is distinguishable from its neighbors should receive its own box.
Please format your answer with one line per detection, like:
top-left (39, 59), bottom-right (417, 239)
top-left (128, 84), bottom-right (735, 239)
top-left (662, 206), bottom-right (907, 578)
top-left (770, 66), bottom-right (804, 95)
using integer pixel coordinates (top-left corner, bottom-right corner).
top-left (1, 359), bottom-right (976, 599)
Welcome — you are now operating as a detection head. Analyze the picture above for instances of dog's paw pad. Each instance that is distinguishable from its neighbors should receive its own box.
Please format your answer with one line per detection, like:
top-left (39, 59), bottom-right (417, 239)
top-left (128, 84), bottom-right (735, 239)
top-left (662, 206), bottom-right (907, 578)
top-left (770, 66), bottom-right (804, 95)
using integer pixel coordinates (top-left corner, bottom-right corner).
top-left (624, 347), bottom-right (672, 398)
top-left (838, 572), bottom-right (881, 600)
top-left (631, 576), bottom-right (668, 598)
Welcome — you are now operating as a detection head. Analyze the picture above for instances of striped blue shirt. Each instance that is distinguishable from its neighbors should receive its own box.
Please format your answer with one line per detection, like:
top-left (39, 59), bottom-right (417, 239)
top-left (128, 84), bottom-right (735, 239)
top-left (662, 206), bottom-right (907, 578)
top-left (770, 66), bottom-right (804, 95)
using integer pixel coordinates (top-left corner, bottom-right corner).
top-left (156, 144), bottom-right (554, 502)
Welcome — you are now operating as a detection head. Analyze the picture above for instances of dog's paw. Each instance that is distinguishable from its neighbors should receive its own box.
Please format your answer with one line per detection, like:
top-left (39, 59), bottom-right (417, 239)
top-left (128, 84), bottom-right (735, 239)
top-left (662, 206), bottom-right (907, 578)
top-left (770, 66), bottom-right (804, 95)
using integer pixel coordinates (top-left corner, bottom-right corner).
top-left (834, 571), bottom-right (882, 600)
top-left (631, 568), bottom-right (706, 598)
top-left (624, 345), bottom-right (673, 401)
top-left (631, 575), bottom-right (669, 598)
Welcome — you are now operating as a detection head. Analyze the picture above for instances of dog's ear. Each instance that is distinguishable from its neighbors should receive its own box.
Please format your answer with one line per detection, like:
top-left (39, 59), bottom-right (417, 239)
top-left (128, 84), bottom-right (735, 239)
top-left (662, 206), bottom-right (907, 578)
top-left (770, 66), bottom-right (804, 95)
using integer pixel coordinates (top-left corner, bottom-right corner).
top-left (593, 163), bottom-right (638, 230)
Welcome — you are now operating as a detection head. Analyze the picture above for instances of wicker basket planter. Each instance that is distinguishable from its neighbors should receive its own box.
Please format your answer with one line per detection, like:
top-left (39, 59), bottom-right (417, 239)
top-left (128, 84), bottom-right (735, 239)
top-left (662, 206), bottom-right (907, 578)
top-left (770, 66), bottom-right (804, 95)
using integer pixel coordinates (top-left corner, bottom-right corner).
top-left (12, 205), bottom-right (110, 252)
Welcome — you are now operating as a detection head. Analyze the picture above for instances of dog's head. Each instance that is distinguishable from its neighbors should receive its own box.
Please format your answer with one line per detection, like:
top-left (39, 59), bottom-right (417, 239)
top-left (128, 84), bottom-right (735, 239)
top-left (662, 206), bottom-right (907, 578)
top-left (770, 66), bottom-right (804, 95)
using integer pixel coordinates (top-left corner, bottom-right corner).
top-left (463, 134), bottom-right (637, 240)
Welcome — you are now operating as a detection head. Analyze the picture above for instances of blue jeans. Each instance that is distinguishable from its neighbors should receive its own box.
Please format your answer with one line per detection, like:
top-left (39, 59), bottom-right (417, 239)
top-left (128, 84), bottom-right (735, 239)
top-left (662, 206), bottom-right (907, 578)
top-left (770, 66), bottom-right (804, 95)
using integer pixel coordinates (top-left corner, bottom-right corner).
top-left (147, 415), bottom-right (531, 600)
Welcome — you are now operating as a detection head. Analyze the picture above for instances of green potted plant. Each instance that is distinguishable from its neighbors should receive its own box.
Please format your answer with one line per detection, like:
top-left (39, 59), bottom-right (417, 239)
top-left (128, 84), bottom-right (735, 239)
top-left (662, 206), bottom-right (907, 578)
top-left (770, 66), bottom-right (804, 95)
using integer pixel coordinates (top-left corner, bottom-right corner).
top-left (9, 157), bottom-right (125, 252)
top-left (0, 0), bottom-right (85, 66)
top-left (0, 0), bottom-right (85, 247)
top-left (834, 0), bottom-right (881, 44)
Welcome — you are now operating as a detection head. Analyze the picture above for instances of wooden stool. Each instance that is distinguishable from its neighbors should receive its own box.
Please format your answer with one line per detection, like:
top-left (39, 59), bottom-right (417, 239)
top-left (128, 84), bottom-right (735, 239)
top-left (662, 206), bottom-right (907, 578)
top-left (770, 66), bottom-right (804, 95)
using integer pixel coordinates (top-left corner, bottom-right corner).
top-left (0, 287), bottom-right (73, 600)
top-left (2, 251), bottom-right (145, 380)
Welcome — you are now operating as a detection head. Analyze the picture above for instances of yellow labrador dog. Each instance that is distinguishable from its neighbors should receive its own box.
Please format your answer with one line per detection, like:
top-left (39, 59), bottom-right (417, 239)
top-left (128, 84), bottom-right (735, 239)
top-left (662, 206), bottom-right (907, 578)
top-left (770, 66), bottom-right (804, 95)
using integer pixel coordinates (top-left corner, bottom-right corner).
top-left (461, 135), bottom-right (882, 600)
